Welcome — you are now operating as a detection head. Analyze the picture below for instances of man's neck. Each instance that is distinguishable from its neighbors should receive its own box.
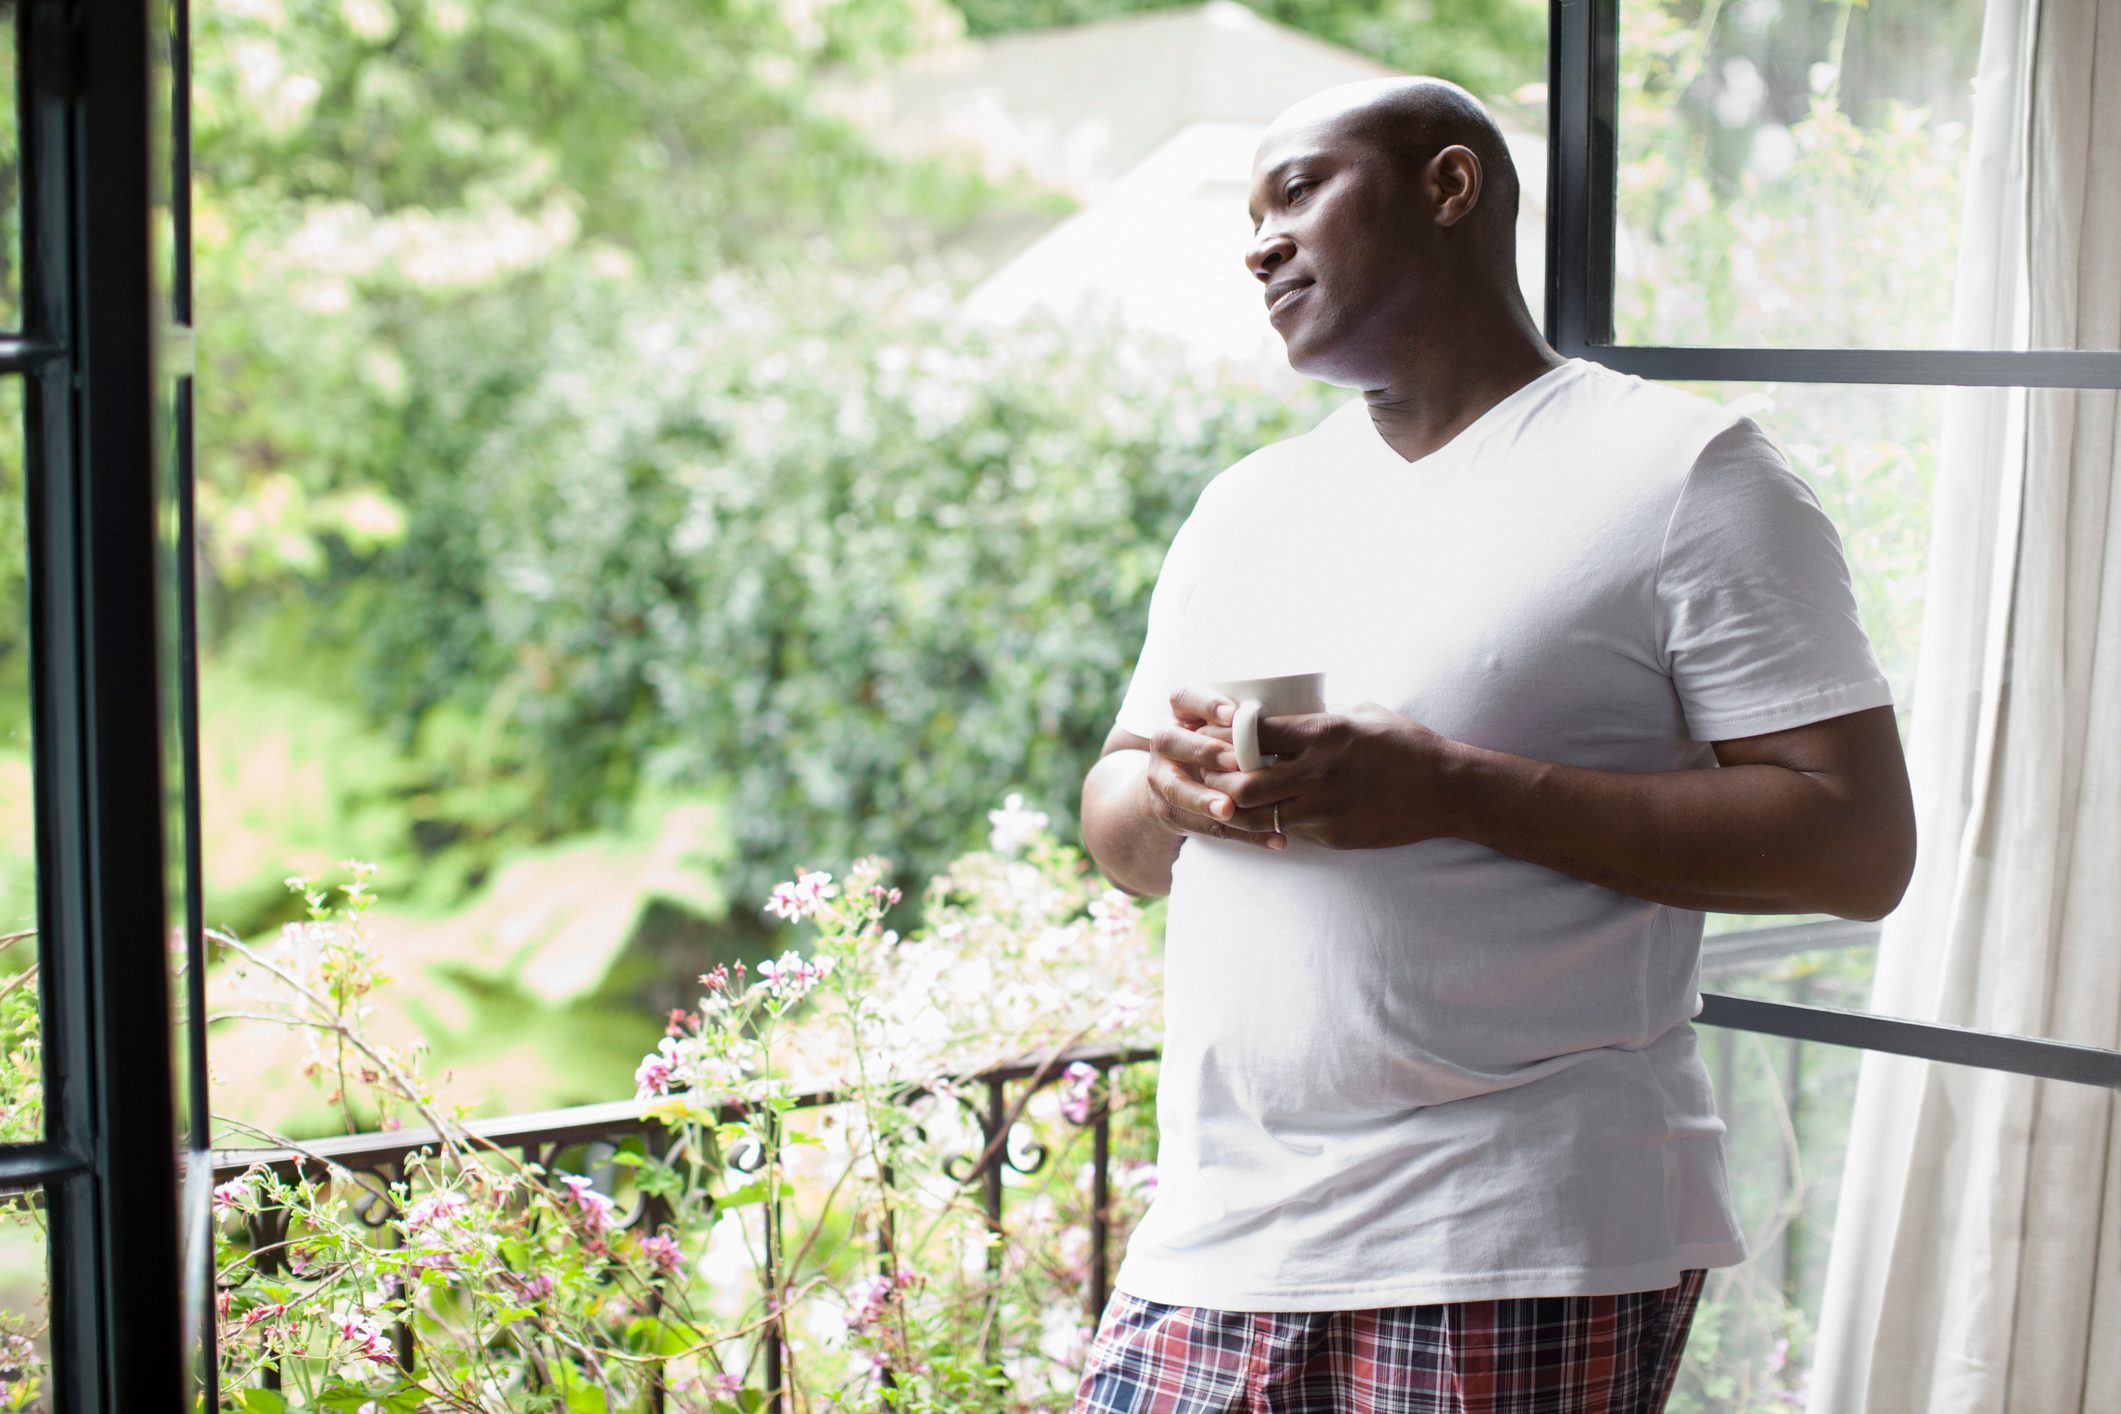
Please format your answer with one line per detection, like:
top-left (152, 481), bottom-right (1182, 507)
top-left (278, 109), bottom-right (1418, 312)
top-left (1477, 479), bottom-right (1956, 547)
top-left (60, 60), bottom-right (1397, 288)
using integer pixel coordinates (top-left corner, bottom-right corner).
top-left (1359, 312), bottom-right (1565, 466)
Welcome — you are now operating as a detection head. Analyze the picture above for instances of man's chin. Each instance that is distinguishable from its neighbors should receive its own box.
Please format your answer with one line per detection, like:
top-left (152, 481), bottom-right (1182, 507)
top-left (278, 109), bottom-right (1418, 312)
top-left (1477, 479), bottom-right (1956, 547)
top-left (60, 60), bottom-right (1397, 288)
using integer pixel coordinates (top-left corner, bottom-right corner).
top-left (1280, 334), bottom-right (1368, 389)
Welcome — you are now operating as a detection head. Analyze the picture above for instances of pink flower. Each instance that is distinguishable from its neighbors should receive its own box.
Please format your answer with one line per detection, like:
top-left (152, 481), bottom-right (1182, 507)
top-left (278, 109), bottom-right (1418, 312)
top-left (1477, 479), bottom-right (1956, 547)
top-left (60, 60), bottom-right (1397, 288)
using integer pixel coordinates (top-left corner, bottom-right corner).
top-left (212, 1176), bottom-right (251, 1214)
top-left (1089, 889), bottom-right (1136, 943)
top-left (634, 1037), bottom-right (686, 1098)
top-left (558, 1174), bottom-right (616, 1234)
top-left (1119, 1160), bottom-right (1158, 1197)
top-left (1057, 1061), bottom-right (1100, 1125)
top-left (765, 870), bottom-right (836, 922)
top-left (504, 1271), bottom-right (555, 1302)
top-left (402, 1191), bottom-right (468, 1231)
top-left (756, 950), bottom-right (832, 1002)
top-left (336, 1311), bottom-right (396, 1366)
top-left (639, 1233), bottom-right (685, 1277)
top-left (845, 1267), bottom-right (917, 1332)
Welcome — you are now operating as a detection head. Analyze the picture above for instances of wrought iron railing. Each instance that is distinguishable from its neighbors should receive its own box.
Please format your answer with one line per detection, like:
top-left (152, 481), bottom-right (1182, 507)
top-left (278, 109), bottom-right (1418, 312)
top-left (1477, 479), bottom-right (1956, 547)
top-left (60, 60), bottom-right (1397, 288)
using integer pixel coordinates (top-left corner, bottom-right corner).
top-left (207, 919), bottom-right (1972, 1407)
top-left (212, 1039), bottom-right (1161, 1410)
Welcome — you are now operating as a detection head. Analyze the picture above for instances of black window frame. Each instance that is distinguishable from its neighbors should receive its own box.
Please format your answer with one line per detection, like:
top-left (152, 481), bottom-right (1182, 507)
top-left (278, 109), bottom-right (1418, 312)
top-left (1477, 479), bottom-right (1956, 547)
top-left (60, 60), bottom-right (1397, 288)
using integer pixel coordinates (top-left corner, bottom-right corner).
top-left (1545, 0), bottom-right (2121, 1089)
top-left (0, 0), bottom-right (207, 1409)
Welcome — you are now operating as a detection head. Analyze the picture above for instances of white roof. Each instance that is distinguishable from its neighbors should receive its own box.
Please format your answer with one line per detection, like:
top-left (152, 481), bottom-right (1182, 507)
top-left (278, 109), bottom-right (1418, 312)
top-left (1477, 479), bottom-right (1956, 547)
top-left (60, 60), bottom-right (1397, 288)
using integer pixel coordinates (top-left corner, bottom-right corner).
top-left (822, 2), bottom-right (1548, 367)
top-left (823, 1), bottom-right (1399, 200)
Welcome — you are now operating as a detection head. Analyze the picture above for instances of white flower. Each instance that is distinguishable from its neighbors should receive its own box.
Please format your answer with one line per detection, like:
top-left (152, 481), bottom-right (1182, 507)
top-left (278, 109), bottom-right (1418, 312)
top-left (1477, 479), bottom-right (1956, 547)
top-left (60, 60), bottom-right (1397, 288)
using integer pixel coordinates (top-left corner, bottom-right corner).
top-left (1104, 988), bottom-right (1149, 1029)
top-left (757, 950), bottom-right (832, 1002)
top-left (986, 793), bottom-right (1049, 855)
top-left (1089, 889), bottom-right (1136, 944)
top-left (765, 870), bottom-right (837, 922)
top-left (634, 1036), bottom-right (689, 1098)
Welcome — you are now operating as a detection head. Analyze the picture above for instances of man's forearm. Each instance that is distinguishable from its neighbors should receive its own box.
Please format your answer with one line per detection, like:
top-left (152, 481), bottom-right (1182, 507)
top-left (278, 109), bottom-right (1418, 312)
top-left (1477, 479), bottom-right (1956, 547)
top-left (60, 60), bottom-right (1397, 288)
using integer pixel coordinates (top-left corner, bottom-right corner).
top-left (1082, 749), bottom-right (1183, 897)
top-left (1439, 741), bottom-right (1912, 920)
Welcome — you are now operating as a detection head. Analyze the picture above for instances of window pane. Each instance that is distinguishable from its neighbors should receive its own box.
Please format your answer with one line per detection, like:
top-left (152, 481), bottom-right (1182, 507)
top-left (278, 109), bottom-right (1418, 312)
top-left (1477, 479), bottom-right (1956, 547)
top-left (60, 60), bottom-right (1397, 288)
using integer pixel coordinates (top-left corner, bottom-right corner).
top-left (1682, 379), bottom-right (1916, 1023)
top-left (1616, 0), bottom-right (2114, 352)
top-left (1664, 379), bottom-right (1942, 708)
top-left (0, 2), bottom-right (17, 331)
top-left (193, 0), bottom-right (1552, 1140)
top-left (1681, 377), bottom-right (2117, 1048)
top-left (0, 377), bottom-right (33, 1145)
top-left (1678, 1026), bottom-right (1864, 1409)
top-left (0, 1189), bottom-right (48, 1407)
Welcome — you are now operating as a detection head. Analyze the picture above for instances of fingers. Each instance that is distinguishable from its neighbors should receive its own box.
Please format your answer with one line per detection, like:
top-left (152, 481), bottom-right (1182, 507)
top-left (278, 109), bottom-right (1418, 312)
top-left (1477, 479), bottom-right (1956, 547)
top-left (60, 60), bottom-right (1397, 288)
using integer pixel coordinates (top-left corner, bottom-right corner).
top-left (1169, 686), bottom-right (1236, 730)
top-left (1145, 756), bottom-right (1284, 849)
top-left (1250, 709), bottom-right (1335, 760)
top-left (1151, 722), bottom-right (1231, 774)
top-left (1199, 763), bottom-right (1300, 812)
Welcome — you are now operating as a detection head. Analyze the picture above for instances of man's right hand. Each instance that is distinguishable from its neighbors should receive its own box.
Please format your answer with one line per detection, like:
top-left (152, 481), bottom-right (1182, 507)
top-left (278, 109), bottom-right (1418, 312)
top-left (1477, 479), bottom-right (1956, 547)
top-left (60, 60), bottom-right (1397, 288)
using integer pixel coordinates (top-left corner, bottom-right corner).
top-left (1144, 687), bottom-right (1286, 850)
top-left (1082, 688), bottom-right (1286, 896)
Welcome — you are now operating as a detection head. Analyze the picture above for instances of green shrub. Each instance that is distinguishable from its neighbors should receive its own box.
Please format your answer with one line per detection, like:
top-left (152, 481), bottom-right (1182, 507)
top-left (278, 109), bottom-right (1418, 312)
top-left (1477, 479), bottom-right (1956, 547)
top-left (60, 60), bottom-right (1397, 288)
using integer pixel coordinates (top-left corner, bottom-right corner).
top-left (348, 263), bottom-right (1336, 909)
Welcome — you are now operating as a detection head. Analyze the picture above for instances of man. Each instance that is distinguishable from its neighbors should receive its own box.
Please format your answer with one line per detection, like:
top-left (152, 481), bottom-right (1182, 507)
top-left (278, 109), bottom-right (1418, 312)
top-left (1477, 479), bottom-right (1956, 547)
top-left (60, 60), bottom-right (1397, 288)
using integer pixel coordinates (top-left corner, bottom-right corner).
top-left (1073, 78), bottom-right (1915, 1412)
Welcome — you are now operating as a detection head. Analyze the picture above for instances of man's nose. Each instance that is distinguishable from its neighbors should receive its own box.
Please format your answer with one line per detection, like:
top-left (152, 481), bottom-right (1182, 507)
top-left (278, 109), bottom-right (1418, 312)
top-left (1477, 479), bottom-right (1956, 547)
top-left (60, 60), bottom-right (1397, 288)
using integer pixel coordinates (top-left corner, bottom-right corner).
top-left (1247, 231), bottom-right (1296, 282)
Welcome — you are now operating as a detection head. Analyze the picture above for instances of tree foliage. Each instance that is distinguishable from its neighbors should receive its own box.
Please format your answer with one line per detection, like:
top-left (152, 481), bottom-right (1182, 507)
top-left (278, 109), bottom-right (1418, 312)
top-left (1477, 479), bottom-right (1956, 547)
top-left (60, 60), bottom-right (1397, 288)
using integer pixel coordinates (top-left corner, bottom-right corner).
top-left (951, 0), bottom-right (1545, 98)
top-left (332, 263), bottom-right (1334, 909)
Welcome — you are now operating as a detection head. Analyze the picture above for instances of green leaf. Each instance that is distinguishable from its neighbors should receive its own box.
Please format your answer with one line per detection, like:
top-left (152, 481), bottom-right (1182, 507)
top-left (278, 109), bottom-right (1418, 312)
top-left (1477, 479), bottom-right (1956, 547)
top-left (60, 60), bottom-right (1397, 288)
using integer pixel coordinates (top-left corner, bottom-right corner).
top-left (715, 1177), bottom-right (795, 1210)
top-left (553, 1361), bottom-right (611, 1414)
top-left (715, 1179), bottom-right (767, 1209)
top-left (318, 1382), bottom-right (422, 1414)
top-left (231, 1392), bottom-right (289, 1414)
top-left (634, 1163), bottom-right (684, 1198)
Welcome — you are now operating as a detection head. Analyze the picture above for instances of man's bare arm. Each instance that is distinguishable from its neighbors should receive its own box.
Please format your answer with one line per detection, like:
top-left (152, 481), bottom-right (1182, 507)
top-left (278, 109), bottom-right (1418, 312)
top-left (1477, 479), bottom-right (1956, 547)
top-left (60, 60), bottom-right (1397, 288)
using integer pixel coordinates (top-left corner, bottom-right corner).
top-left (1082, 709), bottom-right (1284, 898)
top-left (1446, 706), bottom-right (1916, 918)
top-left (1081, 733), bottom-right (1181, 897)
top-left (1209, 701), bottom-right (1915, 920)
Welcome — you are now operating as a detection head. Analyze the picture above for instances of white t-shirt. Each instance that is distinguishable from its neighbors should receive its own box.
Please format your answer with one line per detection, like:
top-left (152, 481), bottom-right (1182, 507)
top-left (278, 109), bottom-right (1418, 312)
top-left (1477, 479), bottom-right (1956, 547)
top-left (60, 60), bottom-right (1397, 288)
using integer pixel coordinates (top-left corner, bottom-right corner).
top-left (1111, 359), bottom-right (1893, 1310)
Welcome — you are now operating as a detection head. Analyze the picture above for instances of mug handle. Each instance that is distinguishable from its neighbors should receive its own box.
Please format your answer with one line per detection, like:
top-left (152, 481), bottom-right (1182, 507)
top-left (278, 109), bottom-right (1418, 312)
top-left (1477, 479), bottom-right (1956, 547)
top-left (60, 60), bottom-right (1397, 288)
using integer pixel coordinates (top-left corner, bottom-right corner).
top-left (1231, 699), bottom-right (1280, 772)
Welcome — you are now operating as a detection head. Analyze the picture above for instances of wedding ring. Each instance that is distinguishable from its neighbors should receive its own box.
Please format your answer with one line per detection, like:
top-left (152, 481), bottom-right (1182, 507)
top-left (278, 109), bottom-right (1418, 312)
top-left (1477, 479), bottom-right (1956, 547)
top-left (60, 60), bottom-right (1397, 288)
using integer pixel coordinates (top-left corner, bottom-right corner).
top-left (1272, 803), bottom-right (1282, 835)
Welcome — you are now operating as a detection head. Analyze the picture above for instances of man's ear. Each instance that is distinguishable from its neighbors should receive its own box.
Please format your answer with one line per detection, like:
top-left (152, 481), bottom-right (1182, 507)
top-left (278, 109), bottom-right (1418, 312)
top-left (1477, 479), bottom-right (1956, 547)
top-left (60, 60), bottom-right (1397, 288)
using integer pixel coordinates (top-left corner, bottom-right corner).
top-left (1427, 145), bottom-right (1483, 228)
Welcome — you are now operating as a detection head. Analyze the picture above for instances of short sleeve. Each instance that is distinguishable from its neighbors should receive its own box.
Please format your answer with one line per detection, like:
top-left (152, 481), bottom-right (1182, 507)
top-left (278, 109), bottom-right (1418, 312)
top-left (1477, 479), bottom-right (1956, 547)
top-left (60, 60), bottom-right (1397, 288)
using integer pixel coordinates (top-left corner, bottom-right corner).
top-left (1113, 486), bottom-right (1221, 740)
top-left (1656, 419), bottom-right (1894, 742)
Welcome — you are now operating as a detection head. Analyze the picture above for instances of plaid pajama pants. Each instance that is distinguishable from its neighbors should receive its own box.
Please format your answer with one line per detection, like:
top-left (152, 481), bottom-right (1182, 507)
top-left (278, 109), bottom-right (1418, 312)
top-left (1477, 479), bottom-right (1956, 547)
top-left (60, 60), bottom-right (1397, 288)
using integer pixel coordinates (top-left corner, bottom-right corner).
top-left (1071, 1269), bottom-right (1706, 1414)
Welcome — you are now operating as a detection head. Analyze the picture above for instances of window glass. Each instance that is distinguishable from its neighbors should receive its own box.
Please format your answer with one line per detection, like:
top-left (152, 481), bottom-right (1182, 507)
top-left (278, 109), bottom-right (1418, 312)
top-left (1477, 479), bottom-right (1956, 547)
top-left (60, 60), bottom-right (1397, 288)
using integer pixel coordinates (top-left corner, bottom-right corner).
top-left (0, 377), bottom-right (34, 1145)
top-left (1616, 0), bottom-right (2111, 352)
top-left (1665, 378), bottom-right (1942, 710)
top-left (1682, 379), bottom-right (1924, 1016)
top-left (190, 0), bottom-right (1551, 1140)
top-left (0, 1190), bottom-right (48, 1406)
top-left (1676, 1025), bottom-right (1871, 1411)
top-left (1683, 376), bottom-right (2111, 1047)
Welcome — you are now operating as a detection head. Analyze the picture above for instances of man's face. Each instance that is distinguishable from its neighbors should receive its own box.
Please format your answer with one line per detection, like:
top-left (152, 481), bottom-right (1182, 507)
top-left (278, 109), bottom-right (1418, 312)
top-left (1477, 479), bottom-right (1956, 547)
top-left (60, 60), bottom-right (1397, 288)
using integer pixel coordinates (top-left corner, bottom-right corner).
top-left (1244, 116), bottom-right (1436, 387)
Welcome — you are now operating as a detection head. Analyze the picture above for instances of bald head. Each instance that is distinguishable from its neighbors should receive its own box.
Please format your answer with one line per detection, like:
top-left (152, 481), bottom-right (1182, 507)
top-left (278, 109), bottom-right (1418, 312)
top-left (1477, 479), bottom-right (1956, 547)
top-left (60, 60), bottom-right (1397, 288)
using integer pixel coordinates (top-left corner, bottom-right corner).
top-left (1266, 77), bottom-right (1521, 270)
top-left (1245, 77), bottom-right (1538, 386)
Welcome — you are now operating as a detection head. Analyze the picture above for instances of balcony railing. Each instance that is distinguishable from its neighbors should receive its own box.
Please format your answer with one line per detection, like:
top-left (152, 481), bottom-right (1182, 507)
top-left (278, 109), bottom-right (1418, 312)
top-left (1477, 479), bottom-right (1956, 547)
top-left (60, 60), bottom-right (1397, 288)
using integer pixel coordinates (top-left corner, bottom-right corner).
top-left (203, 918), bottom-right (1900, 1408)
top-left (213, 1038), bottom-right (1162, 1410)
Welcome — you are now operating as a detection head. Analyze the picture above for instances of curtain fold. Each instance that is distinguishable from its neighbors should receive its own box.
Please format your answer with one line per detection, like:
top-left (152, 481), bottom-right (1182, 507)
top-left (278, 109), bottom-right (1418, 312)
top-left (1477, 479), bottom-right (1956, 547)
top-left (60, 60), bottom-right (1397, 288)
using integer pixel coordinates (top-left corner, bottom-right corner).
top-left (1808, 1), bottom-right (2121, 1410)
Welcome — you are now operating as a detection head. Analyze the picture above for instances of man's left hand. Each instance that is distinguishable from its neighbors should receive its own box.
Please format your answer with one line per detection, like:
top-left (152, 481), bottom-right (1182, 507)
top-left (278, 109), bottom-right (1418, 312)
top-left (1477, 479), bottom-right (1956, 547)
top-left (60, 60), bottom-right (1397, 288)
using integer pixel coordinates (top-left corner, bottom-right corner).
top-left (1200, 702), bottom-right (1463, 850)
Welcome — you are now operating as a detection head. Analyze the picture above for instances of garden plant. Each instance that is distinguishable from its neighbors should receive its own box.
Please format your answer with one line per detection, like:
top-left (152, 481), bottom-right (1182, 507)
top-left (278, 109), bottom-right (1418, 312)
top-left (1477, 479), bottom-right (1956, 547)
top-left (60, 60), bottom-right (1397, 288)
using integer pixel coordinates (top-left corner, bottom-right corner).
top-left (205, 796), bottom-right (1161, 1412)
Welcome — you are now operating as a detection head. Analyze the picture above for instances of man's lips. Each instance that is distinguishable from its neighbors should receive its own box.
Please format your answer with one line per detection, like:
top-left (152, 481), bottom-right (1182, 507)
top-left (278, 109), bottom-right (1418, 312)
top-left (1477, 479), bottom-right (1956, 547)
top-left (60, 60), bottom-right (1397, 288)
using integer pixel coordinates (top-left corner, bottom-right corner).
top-left (1266, 281), bottom-right (1312, 323)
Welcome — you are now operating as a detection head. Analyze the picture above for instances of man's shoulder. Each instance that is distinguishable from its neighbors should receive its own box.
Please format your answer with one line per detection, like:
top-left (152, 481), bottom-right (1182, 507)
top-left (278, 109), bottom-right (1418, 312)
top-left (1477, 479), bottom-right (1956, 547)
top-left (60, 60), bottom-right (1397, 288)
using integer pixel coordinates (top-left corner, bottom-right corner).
top-left (1557, 361), bottom-right (1744, 441)
top-left (1536, 363), bottom-right (1760, 500)
top-left (1201, 399), bottom-right (1365, 504)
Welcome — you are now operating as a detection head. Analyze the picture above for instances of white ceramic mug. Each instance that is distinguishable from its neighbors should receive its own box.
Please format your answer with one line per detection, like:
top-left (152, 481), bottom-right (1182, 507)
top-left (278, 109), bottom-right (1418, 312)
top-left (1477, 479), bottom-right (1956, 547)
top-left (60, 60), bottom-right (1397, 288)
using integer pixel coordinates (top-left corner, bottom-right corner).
top-left (1208, 671), bottom-right (1326, 772)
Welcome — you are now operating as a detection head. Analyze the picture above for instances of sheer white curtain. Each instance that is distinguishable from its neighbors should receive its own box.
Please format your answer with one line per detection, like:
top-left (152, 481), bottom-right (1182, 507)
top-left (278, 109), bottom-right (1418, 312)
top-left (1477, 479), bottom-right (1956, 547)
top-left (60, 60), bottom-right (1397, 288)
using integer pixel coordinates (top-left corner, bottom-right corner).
top-left (1808, 0), bottom-right (2121, 1409)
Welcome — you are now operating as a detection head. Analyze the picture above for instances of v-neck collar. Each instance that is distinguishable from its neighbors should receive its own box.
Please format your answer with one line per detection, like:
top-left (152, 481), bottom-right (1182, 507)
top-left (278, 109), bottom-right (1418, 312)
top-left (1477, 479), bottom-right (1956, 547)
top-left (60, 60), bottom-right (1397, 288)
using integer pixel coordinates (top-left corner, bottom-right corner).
top-left (1348, 359), bottom-right (1585, 471)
